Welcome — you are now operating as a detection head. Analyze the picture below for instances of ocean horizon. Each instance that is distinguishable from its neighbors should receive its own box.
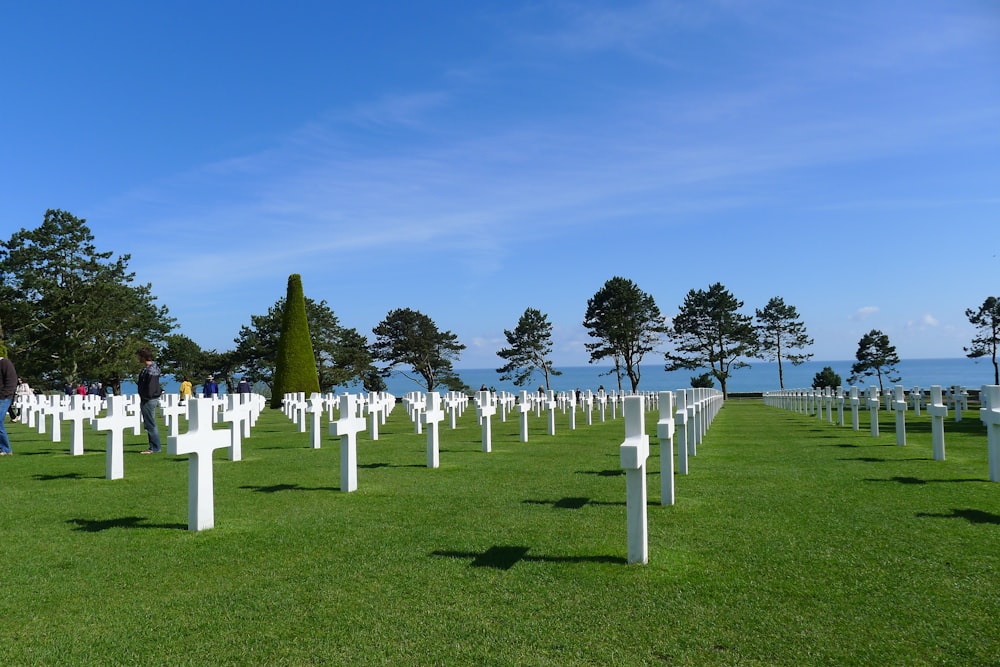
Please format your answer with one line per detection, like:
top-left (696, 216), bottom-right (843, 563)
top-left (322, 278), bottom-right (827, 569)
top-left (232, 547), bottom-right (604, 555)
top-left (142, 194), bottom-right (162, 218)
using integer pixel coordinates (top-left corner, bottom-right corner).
top-left (373, 356), bottom-right (998, 397)
top-left (119, 357), bottom-right (997, 397)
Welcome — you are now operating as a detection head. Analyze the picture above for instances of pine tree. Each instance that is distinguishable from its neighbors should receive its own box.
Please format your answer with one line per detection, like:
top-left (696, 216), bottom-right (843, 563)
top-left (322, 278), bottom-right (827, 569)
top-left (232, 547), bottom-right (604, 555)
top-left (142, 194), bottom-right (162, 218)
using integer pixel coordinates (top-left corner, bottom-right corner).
top-left (270, 274), bottom-right (320, 408)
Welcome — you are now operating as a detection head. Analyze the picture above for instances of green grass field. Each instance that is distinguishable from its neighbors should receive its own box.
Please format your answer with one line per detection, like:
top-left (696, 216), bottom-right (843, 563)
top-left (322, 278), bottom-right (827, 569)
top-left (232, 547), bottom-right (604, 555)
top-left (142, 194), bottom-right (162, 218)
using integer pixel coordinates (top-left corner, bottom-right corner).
top-left (1, 398), bottom-right (998, 665)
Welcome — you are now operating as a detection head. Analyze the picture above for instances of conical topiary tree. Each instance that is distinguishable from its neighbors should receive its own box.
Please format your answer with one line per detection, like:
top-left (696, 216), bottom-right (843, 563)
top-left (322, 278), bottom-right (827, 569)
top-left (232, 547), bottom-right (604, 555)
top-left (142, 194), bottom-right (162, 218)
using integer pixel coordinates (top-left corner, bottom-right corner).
top-left (270, 274), bottom-right (320, 408)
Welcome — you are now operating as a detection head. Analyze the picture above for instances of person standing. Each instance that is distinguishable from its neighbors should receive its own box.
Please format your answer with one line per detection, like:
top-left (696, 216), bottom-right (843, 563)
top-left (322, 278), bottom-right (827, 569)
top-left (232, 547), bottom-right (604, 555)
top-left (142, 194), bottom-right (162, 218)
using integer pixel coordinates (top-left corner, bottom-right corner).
top-left (179, 376), bottom-right (193, 404)
top-left (136, 347), bottom-right (163, 454)
top-left (0, 347), bottom-right (17, 455)
top-left (203, 375), bottom-right (219, 398)
top-left (9, 376), bottom-right (32, 422)
top-left (236, 377), bottom-right (251, 394)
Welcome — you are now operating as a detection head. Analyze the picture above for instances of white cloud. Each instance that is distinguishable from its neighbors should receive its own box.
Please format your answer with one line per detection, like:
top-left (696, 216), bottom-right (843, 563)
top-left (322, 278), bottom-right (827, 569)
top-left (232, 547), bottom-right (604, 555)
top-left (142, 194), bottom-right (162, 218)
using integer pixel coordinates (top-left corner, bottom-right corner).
top-left (851, 306), bottom-right (879, 321)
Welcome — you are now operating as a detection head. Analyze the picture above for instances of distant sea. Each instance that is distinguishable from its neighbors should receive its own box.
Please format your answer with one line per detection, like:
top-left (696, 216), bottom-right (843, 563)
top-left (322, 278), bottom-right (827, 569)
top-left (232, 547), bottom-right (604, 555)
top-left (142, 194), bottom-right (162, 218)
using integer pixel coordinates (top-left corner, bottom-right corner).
top-left (126, 357), bottom-right (997, 397)
top-left (374, 357), bottom-right (999, 396)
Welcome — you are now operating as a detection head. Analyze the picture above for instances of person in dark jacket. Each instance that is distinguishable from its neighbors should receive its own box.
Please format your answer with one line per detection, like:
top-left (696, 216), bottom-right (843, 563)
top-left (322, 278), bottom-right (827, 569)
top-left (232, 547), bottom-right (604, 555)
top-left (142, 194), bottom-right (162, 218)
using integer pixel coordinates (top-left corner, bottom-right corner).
top-left (0, 346), bottom-right (17, 455)
top-left (136, 347), bottom-right (163, 454)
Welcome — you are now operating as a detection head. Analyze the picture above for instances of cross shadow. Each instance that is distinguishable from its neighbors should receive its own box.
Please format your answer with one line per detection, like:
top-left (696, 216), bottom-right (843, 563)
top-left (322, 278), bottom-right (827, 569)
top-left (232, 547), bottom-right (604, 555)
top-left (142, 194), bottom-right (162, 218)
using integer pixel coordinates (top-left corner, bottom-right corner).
top-left (431, 545), bottom-right (627, 570)
top-left (358, 462), bottom-right (424, 469)
top-left (67, 516), bottom-right (188, 532)
top-left (34, 472), bottom-right (101, 481)
top-left (862, 475), bottom-right (928, 485)
top-left (841, 457), bottom-right (888, 463)
top-left (916, 508), bottom-right (1000, 525)
top-left (575, 469), bottom-right (624, 477)
top-left (523, 497), bottom-right (635, 509)
top-left (240, 483), bottom-right (339, 493)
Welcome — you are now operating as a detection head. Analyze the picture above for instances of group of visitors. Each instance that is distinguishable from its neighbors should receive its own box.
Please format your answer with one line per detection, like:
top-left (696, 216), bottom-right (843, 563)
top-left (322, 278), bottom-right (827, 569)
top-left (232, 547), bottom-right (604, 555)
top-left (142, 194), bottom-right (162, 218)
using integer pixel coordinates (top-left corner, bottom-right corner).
top-left (0, 344), bottom-right (255, 457)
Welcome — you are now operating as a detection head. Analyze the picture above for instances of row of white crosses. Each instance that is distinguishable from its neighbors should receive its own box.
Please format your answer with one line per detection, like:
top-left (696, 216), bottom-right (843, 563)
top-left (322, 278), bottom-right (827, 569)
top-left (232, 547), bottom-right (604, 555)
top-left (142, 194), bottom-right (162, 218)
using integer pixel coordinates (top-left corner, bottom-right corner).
top-left (765, 384), bottom-right (1000, 479)
top-left (621, 388), bottom-right (725, 564)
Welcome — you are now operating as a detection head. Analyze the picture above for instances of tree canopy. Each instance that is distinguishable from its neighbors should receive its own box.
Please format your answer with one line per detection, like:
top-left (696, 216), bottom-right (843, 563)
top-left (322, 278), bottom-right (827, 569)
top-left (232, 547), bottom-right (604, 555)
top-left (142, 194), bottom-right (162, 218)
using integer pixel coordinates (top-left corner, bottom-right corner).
top-left (582, 276), bottom-right (665, 393)
top-left (0, 209), bottom-right (174, 389)
top-left (371, 308), bottom-right (465, 392)
top-left (496, 307), bottom-right (561, 390)
top-left (812, 366), bottom-right (842, 390)
top-left (755, 296), bottom-right (813, 389)
top-left (271, 274), bottom-right (320, 407)
top-left (232, 294), bottom-right (376, 393)
top-left (665, 282), bottom-right (756, 398)
top-left (965, 295), bottom-right (1000, 385)
top-left (848, 329), bottom-right (900, 392)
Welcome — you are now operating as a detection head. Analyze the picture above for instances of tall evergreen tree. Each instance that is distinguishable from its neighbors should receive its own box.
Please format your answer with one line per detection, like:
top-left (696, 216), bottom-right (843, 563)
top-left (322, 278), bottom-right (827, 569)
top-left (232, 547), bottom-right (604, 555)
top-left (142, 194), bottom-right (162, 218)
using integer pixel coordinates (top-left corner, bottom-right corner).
top-left (582, 276), bottom-right (665, 393)
top-left (496, 307), bottom-right (561, 390)
top-left (371, 308), bottom-right (465, 392)
top-left (755, 296), bottom-right (814, 389)
top-left (965, 296), bottom-right (1000, 385)
top-left (0, 209), bottom-right (173, 388)
top-left (270, 274), bottom-right (320, 408)
top-left (848, 329), bottom-right (900, 392)
top-left (665, 282), bottom-right (757, 399)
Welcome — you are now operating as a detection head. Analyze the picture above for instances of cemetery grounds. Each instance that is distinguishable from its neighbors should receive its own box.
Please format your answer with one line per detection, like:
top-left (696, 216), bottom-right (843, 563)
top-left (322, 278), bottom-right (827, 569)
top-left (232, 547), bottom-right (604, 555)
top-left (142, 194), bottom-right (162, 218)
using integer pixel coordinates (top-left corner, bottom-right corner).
top-left (0, 397), bottom-right (997, 665)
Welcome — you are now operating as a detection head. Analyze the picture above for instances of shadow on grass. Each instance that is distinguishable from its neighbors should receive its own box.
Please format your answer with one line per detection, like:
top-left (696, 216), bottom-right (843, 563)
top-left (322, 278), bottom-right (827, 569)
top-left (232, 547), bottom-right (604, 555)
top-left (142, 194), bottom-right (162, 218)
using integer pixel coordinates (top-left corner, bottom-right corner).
top-left (431, 545), bottom-right (627, 570)
top-left (864, 476), bottom-right (986, 485)
top-left (358, 462), bottom-right (424, 469)
top-left (240, 483), bottom-right (340, 493)
top-left (916, 508), bottom-right (1000, 525)
top-left (523, 497), bottom-right (638, 509)
top-left (576, 469), bottom-right (624, 477)
top-left (67, 516), bottom-right (188, 532)
top-left (34, 472), bottom-right (102, 481)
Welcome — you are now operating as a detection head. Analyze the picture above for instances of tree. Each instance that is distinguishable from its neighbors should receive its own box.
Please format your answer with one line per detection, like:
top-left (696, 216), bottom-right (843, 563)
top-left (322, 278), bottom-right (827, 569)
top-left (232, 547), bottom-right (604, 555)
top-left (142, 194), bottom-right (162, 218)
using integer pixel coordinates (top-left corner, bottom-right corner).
top-left (496, 307), bottom-right (561, 390)
top-left (233, 295), bottom-right (375, 391)
top-left (160, 334), bottom-right (213, 382)
top-left (0, 209), bottom-right (174, 389)
top-left (582, 277), bottom-right (666, 393)
top-left (371, 308), bottom-right (465, 392)
top-left (690, 372), bottom-right (715, 389)
top-left (965, 296), bottom-right (1000, 385)
top-left (270, 274), bottom-right (320, 408)
top-left (755, 296), bottom-right (814, 389)
top-left (849, 329), bottom-right (900, 392)
top-left (812, 366), bottom-right (842, 389)
top-left (665, 282), bottom-right (757, 399)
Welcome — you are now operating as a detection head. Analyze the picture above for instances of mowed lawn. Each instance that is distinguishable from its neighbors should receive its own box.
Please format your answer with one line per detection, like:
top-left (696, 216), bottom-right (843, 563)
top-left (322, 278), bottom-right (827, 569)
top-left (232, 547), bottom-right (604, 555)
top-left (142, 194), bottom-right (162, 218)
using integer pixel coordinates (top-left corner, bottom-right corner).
top-left (0, 397), bottom-right (998, 665)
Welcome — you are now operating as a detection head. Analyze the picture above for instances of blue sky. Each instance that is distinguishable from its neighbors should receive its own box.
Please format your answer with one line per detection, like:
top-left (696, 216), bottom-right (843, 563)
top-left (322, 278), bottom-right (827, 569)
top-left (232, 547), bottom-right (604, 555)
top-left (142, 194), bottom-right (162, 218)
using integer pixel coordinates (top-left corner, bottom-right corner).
top-left (3, 1), bottom-right (998, 369)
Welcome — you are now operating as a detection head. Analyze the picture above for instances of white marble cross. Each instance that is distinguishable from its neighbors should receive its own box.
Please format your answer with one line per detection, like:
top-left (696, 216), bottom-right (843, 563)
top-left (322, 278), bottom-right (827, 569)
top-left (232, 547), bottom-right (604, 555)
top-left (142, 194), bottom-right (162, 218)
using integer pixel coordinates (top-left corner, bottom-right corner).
top-left (476, 390), bottom-right (496, 453)
top-left (620, 395), bottom-right (650, 565)
top-left (892, 385), bottom-right (907, 446)
top-left (849, 386), bottom-right (860, 431)
top-left (307, 393), bottom-right (325, 450)
top-left (63, 394), bottom-right (92, 456)
top-left (927, 385), bottom-right (948, 460)
top-left (980, 385), bottom-right (1000, 482)
top-left (160, 394), bottom-right (188, 438)
top-left (167, 398), bottom-right (232, 531)
top-left (422, 391), bottom-right (445, 468)
top-left (657, 391), bottom-right (675, 506)
top-left (867, 387), bottom-right (881, 438)
top-left (92, 395), bottom-right (139, 480)
top-left (329, 393), bottom-right (366, 492)
top-left (675, 389), bottom-right (689, 475)
top-left (517, 390), bottom-right (531, 443)
top-left (545, 391), bottom-right (558, 436)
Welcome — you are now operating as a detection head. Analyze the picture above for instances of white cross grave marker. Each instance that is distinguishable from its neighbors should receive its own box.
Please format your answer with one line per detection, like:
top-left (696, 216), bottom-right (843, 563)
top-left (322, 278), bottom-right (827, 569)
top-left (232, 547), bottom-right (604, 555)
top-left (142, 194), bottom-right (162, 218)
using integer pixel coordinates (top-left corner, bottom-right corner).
top-left (167, 398), bottom-right (232, 531)
top-left (422, 391), bottom-right (445, 468)
top-left (329, 393), bottom-right (367, 492)
top-left (892, 385), bottom-right (907, 446)
top-left (657, 391), bottom-right (675, 506)
top-left (928, 385), bottom-right (948, 461)
top-left (867, 387), bottom-right (881, 438)
top-left (92, 395), bottom-right (139, 480)
top-left (980, 385), bottom-right (1000, 482)
top-left (620, 395), bottom-right (650, 565)
top-left (476, 390), bottom-right (496, 453)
